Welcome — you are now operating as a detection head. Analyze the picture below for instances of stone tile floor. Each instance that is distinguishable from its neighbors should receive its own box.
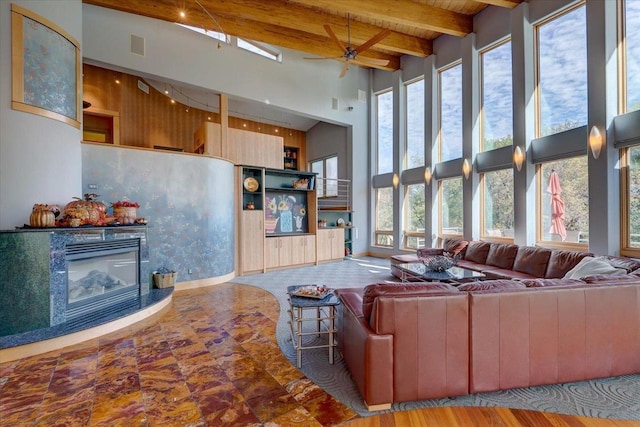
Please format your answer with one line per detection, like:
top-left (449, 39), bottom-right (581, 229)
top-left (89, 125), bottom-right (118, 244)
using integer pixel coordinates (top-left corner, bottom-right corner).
top-left (0, 283), bottom-right (358, 426)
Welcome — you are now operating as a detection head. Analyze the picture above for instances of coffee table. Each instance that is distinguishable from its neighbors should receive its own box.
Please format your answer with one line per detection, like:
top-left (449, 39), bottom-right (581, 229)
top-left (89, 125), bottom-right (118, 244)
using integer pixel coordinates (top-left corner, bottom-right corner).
top-left (287, 285), bottom-right (340, 368)
top-left (396, 262), bottom-right (486, 284)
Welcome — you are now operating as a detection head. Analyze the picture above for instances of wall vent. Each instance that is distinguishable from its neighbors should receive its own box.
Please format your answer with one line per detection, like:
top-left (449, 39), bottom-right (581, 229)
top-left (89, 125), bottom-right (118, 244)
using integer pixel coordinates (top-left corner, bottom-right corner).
top-left (137, 80), bottom-right (149, 94)
top-left (130, 34), bottom-right (145, 56)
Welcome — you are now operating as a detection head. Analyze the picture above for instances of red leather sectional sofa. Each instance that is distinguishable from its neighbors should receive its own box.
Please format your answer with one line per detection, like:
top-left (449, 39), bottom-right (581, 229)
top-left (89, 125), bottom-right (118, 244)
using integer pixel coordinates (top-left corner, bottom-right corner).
top-left (337, 240), bottom-right (640, 410)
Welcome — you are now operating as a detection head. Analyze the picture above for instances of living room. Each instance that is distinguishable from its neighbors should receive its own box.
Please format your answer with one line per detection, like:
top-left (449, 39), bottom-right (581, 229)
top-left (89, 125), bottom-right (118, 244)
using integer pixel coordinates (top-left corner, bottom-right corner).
top-left (2, 0), bottom-right (640, 425)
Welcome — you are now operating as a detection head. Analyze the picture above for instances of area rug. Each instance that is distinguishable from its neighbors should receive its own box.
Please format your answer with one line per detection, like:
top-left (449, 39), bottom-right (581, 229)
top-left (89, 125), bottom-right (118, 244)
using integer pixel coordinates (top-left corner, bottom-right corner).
top-left (230, 257), bottom-right (640, 420)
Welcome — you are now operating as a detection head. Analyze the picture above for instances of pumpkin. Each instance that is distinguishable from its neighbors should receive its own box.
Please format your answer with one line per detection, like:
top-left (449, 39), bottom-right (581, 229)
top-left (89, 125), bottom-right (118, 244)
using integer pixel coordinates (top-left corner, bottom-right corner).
top-left (30, 204), bottom-right (55, 228)
top-left (63, 193), bottom-right (106, 226)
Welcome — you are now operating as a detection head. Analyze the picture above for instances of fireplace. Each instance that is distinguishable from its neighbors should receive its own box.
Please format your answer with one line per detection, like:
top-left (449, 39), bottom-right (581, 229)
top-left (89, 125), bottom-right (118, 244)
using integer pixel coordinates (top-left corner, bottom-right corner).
top-left (65, 239), bottom-right (141, 321)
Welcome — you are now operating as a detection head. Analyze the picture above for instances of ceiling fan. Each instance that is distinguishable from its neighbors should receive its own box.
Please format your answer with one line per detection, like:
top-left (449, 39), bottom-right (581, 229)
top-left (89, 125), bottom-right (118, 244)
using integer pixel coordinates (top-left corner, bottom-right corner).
top-left (306, 14), bottom-right (391, 78)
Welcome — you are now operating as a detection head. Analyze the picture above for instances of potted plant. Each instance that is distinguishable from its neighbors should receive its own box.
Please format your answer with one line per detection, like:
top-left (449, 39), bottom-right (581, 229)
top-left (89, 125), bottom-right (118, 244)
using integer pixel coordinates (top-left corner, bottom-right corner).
top-left (152, 266), bottom-right (177, 288)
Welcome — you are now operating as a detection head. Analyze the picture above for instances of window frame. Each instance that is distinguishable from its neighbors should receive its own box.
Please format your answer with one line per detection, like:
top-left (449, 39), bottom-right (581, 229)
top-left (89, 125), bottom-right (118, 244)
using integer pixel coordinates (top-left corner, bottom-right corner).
top-left (438, 177), bottom-right (463, 237)
top-left (479, 38), bottom-right (513, 152)
top-left (375, 89), bottom-right (394, 175)
top-left (374, 186), bottom-right (394, 248)
top-left (533, 1), bottom-right (587, 139)
top-left (479, 169), bottom-right (514, 242)
top-left (438, 61), bottom-right (463, 162)
top-left (403, 183), bottom-right (425, 249)
top-left (310, 155), bottom-right (338, 199)
top-left (404, 77), bottom-right (425, 169)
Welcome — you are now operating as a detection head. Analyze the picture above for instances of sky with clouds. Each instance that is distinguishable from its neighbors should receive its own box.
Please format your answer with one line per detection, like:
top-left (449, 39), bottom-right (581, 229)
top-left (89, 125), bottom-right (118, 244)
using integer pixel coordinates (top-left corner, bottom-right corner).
top-left (376, 1), bottom-right (639, 173)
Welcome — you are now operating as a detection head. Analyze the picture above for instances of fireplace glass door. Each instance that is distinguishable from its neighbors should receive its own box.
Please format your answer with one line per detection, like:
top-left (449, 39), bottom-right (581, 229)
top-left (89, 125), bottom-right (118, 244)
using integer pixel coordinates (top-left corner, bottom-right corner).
top-left (66, 239), bottom-right (140, 319)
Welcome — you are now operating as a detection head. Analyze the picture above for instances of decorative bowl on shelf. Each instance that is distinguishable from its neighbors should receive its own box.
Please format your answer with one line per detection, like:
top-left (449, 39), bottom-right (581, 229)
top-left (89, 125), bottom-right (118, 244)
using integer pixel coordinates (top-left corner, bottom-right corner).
top-left (420, 255), bottom-right (457, 272)
top-left (243, 177), bottom-right (259, 192)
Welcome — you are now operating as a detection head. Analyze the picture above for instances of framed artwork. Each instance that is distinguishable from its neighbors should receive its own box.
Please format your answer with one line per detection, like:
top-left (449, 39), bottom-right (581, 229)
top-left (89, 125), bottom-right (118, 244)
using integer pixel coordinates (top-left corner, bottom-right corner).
top-left (11, 4), bottom-right (81, 129)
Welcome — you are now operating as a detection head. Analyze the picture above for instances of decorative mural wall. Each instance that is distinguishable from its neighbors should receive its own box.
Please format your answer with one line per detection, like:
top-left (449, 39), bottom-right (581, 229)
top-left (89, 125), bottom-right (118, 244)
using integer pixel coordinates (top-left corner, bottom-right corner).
top-left (82, 144), bottom-right (235, 282)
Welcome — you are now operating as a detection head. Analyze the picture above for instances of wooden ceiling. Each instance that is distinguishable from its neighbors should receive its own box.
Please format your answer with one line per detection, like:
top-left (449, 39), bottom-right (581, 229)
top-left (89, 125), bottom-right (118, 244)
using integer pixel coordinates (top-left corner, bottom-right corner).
top-left (83, 0), bottom-right (523, 73)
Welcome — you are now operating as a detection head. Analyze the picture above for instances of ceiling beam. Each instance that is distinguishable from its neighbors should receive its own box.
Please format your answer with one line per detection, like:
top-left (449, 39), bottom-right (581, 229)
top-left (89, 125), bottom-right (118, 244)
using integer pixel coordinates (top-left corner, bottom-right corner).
top-left (472, 0), bottom-right (522, 8)
top-left (83, 0), bottom-right (400, 71)
top-left (288, 0), bottom-right (473, 37)
top-left (195, 0), bottom-right (432, 57)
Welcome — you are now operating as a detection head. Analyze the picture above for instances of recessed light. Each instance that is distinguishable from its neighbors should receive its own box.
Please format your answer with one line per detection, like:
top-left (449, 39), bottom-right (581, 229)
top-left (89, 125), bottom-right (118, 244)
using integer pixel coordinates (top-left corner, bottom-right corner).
top-left (171, 99), bottom-right (175, 104)
top-left (179, 10), bottom-right (186, 18)
top-left (243, 123), bottom-right (247, 128)
top-left (115, 79), bottom-right (120, 84)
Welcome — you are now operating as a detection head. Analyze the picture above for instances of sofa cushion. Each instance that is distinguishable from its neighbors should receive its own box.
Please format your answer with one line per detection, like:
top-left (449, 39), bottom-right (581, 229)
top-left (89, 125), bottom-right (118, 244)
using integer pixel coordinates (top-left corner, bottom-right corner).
top-left (581, 273), bottom-right (640, 284)
top-left (362, 282), bottom-right (459, 320)
top-left (485, 243), bottom-right (518, 269)
top-left (479, 267), bottom-right (537, 280)
top-left (603, 256), bottom-right (640, 273)
top-left (443, 237), bottom-right (469, 257)
top-left (521, 278), bottom-right (586, 287)
top-left (463, 241), bottom-right (491, 264)
top-left (544, 250), bottom-right (594, 278)
top-left (458, 280), bottom-right (526, 292)
top-left (512, 246), bottom-right (552, 278)
top-left (563, 256), bottom-right (628, 279)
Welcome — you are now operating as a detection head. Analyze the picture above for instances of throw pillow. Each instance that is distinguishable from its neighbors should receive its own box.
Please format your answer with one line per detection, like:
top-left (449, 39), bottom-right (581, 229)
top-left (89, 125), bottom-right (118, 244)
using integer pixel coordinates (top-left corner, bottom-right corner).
top-left (563, 256), bottom-right (628, 279)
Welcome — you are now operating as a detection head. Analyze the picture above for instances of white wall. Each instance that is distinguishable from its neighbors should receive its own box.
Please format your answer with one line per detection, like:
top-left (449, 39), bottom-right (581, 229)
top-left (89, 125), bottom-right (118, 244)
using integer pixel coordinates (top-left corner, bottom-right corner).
top-left (0, 1), bottom-right (83, 228)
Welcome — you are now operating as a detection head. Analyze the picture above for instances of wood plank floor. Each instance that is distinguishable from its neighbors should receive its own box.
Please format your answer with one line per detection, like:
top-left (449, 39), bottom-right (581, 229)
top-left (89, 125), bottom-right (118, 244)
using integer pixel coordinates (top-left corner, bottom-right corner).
top-left (343, 406), bottom-right (640, 426)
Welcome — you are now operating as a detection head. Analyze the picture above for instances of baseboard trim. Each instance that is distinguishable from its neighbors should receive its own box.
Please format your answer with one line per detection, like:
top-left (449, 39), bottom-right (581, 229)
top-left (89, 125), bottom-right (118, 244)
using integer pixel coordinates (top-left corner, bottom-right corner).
top-left (173, 272), bottom-right (235, 291)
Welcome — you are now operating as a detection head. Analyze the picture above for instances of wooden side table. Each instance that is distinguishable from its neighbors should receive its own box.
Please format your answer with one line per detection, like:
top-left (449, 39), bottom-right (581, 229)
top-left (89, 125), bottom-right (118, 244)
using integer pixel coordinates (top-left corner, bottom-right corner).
top-left (287, 285), bottom-right (340, 368)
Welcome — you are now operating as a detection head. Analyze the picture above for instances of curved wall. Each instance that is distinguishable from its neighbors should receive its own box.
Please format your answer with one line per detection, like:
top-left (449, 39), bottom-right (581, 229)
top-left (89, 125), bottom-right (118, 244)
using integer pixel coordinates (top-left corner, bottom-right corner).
top-left (82, 144), bottom-right (235, 282)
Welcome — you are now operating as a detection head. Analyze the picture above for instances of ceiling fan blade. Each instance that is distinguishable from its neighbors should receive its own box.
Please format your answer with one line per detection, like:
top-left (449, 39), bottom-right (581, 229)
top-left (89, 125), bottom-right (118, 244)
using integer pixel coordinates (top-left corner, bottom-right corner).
top-left (339, 62), bottom-right (350, 79)
top-left (356, 56), bottom-right (390, 66)
top-left (355, 29), bottom-right (391, 55)
top-left (324, 24), bottom-right (347, 53)
top-left (304, 56), bottom-right (343, 60)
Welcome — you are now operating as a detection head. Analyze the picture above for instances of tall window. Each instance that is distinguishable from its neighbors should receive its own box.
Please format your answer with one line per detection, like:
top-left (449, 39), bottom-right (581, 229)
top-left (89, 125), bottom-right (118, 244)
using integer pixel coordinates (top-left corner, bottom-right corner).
top-left (375, 187), bottom-right (393, 247)
top-left (376, 90), bottom-right (394, 174)
top-left (311, 156), bottom-right (337, 198)
top-left (439, 63), bottom-right (463, 161)
top-left (536, 4), bottom-right (587, 137)
top-left (481, 41), bottom-right (513, 151)
top-left (482, 169), bottom-right (514, 238)
top-left (405, 79), bottom-right (425, 168)
top-left (622, 146), bottom-right (640, 250)
top-left (404, 183), bottom-right (425, 249)
top-left (622, 0), bottom-right (640, 113)
top-left (439, 178), bottom-right (463, 236)
top-left (538, 157), bottom-right (589, 244)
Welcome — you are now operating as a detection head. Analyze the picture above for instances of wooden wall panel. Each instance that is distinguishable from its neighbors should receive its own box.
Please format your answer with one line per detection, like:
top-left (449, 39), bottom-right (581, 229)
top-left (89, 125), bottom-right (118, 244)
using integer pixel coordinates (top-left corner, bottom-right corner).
top-left (82, 64), bottom-right (306, 158)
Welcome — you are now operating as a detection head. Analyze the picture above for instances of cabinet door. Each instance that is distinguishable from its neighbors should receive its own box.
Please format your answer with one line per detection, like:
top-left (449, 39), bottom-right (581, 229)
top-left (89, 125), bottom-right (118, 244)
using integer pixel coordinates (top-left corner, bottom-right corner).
top-left (289, 235), bottom-right (306, 266)
top-left (316, 229), bottom-right (332, 262)
top-left (303, 235), bottom-right (316, 263)
top-left (265, 238), bottom-right (280, 269)
top-left (332, 228), bottom-right (345, 260)
top-left (240, 211), bottom-right (264, 273)
top-left (278, 236), bottom-right (294, 267)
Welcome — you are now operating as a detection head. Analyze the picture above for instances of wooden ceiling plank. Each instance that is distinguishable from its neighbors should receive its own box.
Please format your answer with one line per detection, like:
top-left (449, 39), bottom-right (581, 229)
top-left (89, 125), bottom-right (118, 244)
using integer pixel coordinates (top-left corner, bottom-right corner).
top-left (471, 0), bottom-right (522, 9)
top-left (184, 0), bottom-right (432, 57)
top-left (288, 0), bottom-right (473, 37)
top-left (84, 0), bottom-right (431, 57)
top-left (83, 0), bottom-right (399, 71)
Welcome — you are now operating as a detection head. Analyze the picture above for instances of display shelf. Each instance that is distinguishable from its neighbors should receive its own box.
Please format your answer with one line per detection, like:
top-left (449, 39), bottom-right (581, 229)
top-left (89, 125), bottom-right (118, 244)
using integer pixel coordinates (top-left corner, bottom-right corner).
top-left (284, 146), bottom-right (299, 170)
top-left (242, 166), bottom-right (263, 210)
top-left (316, 210), bottom-right (353, 257)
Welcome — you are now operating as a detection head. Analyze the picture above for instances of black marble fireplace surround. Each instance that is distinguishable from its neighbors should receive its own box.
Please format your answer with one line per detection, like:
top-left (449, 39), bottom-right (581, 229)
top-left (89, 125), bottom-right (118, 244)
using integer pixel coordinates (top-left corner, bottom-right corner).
top-left (0, 226), bottom-right (172, 349)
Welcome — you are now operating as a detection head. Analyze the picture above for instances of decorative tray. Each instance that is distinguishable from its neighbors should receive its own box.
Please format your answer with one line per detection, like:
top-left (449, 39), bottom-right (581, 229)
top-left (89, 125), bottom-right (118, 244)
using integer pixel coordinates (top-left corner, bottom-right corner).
top-left (289, 285), bottom-right (332, 299)
top-left (244, 177), bottom-right (259, 192)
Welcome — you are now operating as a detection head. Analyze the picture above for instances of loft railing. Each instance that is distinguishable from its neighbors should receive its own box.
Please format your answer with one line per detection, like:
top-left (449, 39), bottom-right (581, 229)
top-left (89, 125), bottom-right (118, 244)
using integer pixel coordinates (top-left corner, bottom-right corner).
top-left (317, 178), bottom-right (351, 211)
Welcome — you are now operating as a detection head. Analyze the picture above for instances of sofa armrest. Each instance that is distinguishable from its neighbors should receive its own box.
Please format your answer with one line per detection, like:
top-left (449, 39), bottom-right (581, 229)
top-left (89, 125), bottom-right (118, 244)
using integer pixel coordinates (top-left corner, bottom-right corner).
top-left (337, 290), bottom-right (394, 407)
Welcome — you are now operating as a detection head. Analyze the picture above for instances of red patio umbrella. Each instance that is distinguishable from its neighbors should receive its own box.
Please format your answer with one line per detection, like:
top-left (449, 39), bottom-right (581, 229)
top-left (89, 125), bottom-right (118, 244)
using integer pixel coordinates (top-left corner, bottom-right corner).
top-left (547, 170), bottom-right (567, 241)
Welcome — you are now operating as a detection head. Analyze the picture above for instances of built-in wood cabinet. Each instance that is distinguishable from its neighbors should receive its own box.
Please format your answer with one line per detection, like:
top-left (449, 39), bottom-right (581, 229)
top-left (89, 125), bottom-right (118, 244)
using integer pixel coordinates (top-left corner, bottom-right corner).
top-left (265, 236), bottom-right (294, 269)
top-left (239, 210), bottom-right (264, 274)
top-left (317, 228), bottom-right (345, 262)
top-left (290, 235), bottom-right (316, 265)
top-left (228, 128), bottom-right (283, 169)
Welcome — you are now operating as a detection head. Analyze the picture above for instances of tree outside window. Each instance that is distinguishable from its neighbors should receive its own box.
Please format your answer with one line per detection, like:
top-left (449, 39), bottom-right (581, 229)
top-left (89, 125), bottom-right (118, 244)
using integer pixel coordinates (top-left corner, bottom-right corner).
top-left (536, 5), bottom-right (587, 137)
top-left (440, 178), bottom-right (463, 236)
top-left (375, 187), bottom-right (393, 247)
top-left (439, 63), bottom-right (463, 161)
top-left (482, 169), bottom-right (514, 238)
top-left (481, 41), bottom-right (513, 151)
top-left (405, 79), bottom-right (425, 168)
top-left (624, 146), bottom-right (640, 249)
top-left (404, 183), bottom-right (425, 249)
top-left (539, 157), bottom-right (589, 244)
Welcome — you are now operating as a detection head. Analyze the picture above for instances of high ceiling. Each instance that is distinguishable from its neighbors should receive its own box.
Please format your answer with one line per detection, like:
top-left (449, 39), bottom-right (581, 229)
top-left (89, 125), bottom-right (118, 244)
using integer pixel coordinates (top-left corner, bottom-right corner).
top-left (83, 0), bottom-right (523, 73)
